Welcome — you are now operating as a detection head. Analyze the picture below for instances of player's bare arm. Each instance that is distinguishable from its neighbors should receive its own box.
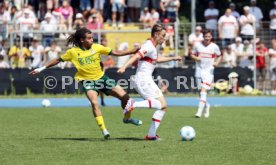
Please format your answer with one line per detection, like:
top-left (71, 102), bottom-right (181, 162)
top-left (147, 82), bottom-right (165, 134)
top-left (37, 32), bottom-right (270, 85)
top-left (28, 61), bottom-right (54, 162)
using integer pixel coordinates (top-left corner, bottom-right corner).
top-left (117, 53), bottom-right (141, 73)
top-left (157, 56), bottom-right (182, 63)
top-left (191, 54), bottom-right (201, 61)
top-left (110, 47), bottom-right (140, 56)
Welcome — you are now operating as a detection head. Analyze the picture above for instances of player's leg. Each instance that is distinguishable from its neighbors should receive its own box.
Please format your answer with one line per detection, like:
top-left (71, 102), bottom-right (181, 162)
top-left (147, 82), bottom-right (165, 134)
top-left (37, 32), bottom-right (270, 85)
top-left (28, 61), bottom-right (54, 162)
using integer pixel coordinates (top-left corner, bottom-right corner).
top-left (145, 96), bottom-right (167, 140)
top-left (85, 90), bottom-right (110, 139)
top-left (109, 85), bottom-right (142, 126)
top-left (124, 78), bottom-right (163, 113)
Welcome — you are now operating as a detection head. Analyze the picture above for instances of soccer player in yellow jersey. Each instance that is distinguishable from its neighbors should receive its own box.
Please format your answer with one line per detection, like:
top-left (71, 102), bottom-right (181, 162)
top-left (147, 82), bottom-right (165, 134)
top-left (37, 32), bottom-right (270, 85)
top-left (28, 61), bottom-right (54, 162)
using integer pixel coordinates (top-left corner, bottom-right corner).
top-left (29, 28), bottom-right (142, 139)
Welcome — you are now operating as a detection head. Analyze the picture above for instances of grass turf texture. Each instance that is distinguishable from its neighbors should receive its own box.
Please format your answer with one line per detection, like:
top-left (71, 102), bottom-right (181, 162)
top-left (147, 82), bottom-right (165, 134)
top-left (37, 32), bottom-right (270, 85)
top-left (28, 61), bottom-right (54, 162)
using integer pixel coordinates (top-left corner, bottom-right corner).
top-left (0, 107), bottom-right (275, 165)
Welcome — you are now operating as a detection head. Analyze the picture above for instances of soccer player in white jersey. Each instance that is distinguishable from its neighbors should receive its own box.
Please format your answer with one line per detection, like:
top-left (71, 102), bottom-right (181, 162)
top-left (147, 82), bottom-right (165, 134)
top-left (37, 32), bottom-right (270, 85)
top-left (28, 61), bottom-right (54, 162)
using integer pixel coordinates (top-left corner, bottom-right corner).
top-left (117, 24), bottom-right (182, 140)
top-left (191, 29), bottom-right (221, 118)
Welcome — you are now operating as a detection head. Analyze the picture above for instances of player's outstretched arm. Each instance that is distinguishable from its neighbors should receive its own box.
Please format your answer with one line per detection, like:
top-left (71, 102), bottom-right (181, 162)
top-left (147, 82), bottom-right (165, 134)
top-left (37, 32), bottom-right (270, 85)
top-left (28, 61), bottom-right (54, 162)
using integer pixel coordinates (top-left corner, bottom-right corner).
top-left (117, 53), bottom-right (141, 73)
top-left (28, 58), bottom-right (62, 75)
top-left (157, 56), bottom-right (182, 63)
top-left (110, 47), bottom-right (140, 56)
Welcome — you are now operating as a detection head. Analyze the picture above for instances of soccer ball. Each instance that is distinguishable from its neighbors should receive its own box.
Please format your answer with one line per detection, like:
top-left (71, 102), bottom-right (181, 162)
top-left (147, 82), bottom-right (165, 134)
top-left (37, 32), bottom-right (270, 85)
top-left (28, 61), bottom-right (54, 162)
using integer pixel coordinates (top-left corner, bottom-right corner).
top-left (41, 99), bottom-right (51, 107)
top-left (179, 126), bottom-right (196, 141)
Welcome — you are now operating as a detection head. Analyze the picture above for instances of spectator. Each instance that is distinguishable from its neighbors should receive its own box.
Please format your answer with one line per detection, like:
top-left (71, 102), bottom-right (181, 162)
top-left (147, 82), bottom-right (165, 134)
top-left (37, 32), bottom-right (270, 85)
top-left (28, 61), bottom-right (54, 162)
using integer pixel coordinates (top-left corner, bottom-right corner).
top-left (139, 7), bottom-right (152, 29)
top-left (59, 0), bottom-right (73, 31)
top-left (86, 13), bottom-right (104, 43)
top-left (8, 39), bottom-right (30, 68)
top-left (80, 0), bottom-right (91, 11)
top-left (160, 0), bottom-right (180, 22)
top-left (0, 4), bottom-right (11, 43)
top-left (127, 0), bottom-right (141, 22)
top-left (151, 8), bottom-right (160, 26)
top-left (43, 41), bottom-right (62, 67)
top-left (16, 9), bottom-right (37, 47)
top-left (116, 42), bottom-right (130, 68)
top-left (222, 45), bottom-right (236, 68)
top-left (238, 40), bottom-right (253, 69)
top-left (29, 38), bottom-right (45, 68)
top-left (269, 1), bottom-right (276, 40)
top-left (269, 41), bottom-right (276, 95)
top-left (0, 54), bottom-right (9, 68)
top-left (74, 13), bottom-right (85, 30)
top-left (111, 0), bottom-right (126, 29)
top-left (188, 26), bottom-right (203, 46)
top-left (94, 0), bottom-right (106, 15)
top-left (142, 0), bottom-right (160, 11)
top-left (249, 0), bottom-right (263, 30)
top-left (256, 42), bottom-right (268, 91)
top-left (204, 1), bottom-right (219, 38)
top-left (229, 3), bottom-right (240, 19)
top-left (40, 13), bottom-right (57, 47)
top-left (230, 37), bottom-right (244, 58)
top-left (239, 6), bottom-right (256, 41)
top-left (103, 56), bottom-right (115, 69)
top-left (163, 18), bottom-right (174, 49)
top-left (9, 6), bottom-right (18, 23)
top-left (218, 8), bottom-right (239, 49)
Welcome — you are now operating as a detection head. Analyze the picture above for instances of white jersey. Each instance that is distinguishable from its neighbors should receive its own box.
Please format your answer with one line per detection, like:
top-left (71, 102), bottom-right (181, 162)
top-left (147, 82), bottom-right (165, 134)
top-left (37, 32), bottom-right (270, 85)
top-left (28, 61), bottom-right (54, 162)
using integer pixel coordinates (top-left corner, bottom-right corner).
top-left (269, 48), bottom-right (276, 70)
top-left (192, 42), bottom-right (221, 77)
top-left (136, 39), bottom-right (158, 76)
top-left (218, 15), bottom-right (238, 39)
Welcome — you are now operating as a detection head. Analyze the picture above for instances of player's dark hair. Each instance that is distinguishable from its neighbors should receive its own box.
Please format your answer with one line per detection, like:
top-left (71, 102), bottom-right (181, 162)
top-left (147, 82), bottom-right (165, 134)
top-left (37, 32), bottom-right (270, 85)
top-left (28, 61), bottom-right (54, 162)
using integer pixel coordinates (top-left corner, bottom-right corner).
top-left (67, 27), bottom-right (92, 47)
top-left (202, 29), bottom-right (212, 36)
top-left (151, 24), bottom-right (166, 37)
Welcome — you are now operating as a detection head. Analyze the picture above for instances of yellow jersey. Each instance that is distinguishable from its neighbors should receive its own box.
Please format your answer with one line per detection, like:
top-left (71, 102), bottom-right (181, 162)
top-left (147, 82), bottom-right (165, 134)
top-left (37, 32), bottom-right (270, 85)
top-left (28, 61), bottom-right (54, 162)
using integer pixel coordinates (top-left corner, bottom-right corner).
top-left (60, 44), bottom-right (111, 81)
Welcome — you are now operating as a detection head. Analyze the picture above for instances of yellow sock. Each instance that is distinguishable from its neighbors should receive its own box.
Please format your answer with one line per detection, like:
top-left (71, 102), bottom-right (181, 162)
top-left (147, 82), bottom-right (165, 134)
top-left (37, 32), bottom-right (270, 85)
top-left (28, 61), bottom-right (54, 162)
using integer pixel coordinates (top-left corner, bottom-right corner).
top-left (124, 112), bottom-right (131, 120)
top-left (95, 116), bottom-right (106, 131)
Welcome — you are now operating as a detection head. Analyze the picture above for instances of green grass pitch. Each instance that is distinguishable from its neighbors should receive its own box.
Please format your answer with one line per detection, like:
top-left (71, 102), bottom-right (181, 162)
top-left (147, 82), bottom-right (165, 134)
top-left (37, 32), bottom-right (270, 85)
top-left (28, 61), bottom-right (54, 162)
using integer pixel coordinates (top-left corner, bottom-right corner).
top-left (0, 106), bottom-right (275, 165)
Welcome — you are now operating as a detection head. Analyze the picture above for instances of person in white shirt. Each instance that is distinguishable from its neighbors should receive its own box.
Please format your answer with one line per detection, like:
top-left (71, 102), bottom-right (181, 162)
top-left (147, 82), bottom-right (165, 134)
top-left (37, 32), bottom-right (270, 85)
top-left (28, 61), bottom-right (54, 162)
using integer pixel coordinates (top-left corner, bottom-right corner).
top-left (0, 6), bottom-right (11, 42)
top-left (160, 0), bottom-right (180, 22)
top-left (239, 6), bottom-right (256, 41)
top-left (116, 42), bottom-right (130, 68)
top-left (238, 40), bottom-right (253, 68)
top-left (40, 13), bottom-right (57, 47)
top-left (29, 39), bottom-right (45, 68)
top-left (249, 0), bottom-right (263, 30)
top-left (229, 3), bottom-right (240, 19)
top-left (188, 26), bottom-right (203, 46)
top-left (270, 1), bottom-right (276, 40)
top-left (139, 7), bottom-right (152, 29)
top-left (230, 37), bottom-right (244, 58)
top-left (0, 54), bottom-right (9, 69)
top-left (222, 45), bottom-right (236, 68)
top-left (191, 29), bottom-right (221, 118)
top-left (117, 24), bottom-right (182, 140)
top-left (268, 41), bottom-right (276, 94)
top-left (151, 8), bottom-right (160, 26)
top-left (43, 41), bottom-right (62, 67)
top-left (16, 9), bottom-right (37, 47)
top-left (218, 8), bottom-right (239, 49)
top-left (204, 1), bottom-right (219, 38)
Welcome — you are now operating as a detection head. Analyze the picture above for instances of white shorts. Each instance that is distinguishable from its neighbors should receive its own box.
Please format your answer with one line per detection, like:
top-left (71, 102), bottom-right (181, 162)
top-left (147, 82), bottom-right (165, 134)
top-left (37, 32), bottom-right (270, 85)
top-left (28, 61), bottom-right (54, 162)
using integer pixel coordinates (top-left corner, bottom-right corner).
top-left (196, 72), bottom-right (214, 90)
top-left (127, 0), bottom-right (141, 8)
top-left (133, 75), bottom-right (163, 99)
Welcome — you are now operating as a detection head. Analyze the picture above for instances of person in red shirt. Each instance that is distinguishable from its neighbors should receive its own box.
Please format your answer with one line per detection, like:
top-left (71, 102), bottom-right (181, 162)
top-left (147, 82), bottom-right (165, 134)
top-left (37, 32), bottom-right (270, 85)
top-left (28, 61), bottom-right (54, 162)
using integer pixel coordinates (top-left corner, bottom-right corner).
top-left (256, 42), bottom-right (268, 91)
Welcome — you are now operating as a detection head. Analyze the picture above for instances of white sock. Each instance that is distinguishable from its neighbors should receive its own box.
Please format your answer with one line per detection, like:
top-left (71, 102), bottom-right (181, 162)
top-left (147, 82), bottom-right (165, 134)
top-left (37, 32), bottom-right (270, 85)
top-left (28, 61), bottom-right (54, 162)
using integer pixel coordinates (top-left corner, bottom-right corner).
top-left (133, 98), bottom-right (162, 109)
top-left (196, 92), bottom-right (207, 115)
top-left (147, 110), bottom-right (165, 137)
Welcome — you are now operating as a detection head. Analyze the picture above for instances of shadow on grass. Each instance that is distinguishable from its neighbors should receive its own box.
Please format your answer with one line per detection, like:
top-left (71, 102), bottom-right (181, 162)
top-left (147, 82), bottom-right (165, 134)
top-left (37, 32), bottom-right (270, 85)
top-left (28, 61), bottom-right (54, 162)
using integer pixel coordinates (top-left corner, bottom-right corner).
top-left (44, 137), bottom-right (145, 141)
